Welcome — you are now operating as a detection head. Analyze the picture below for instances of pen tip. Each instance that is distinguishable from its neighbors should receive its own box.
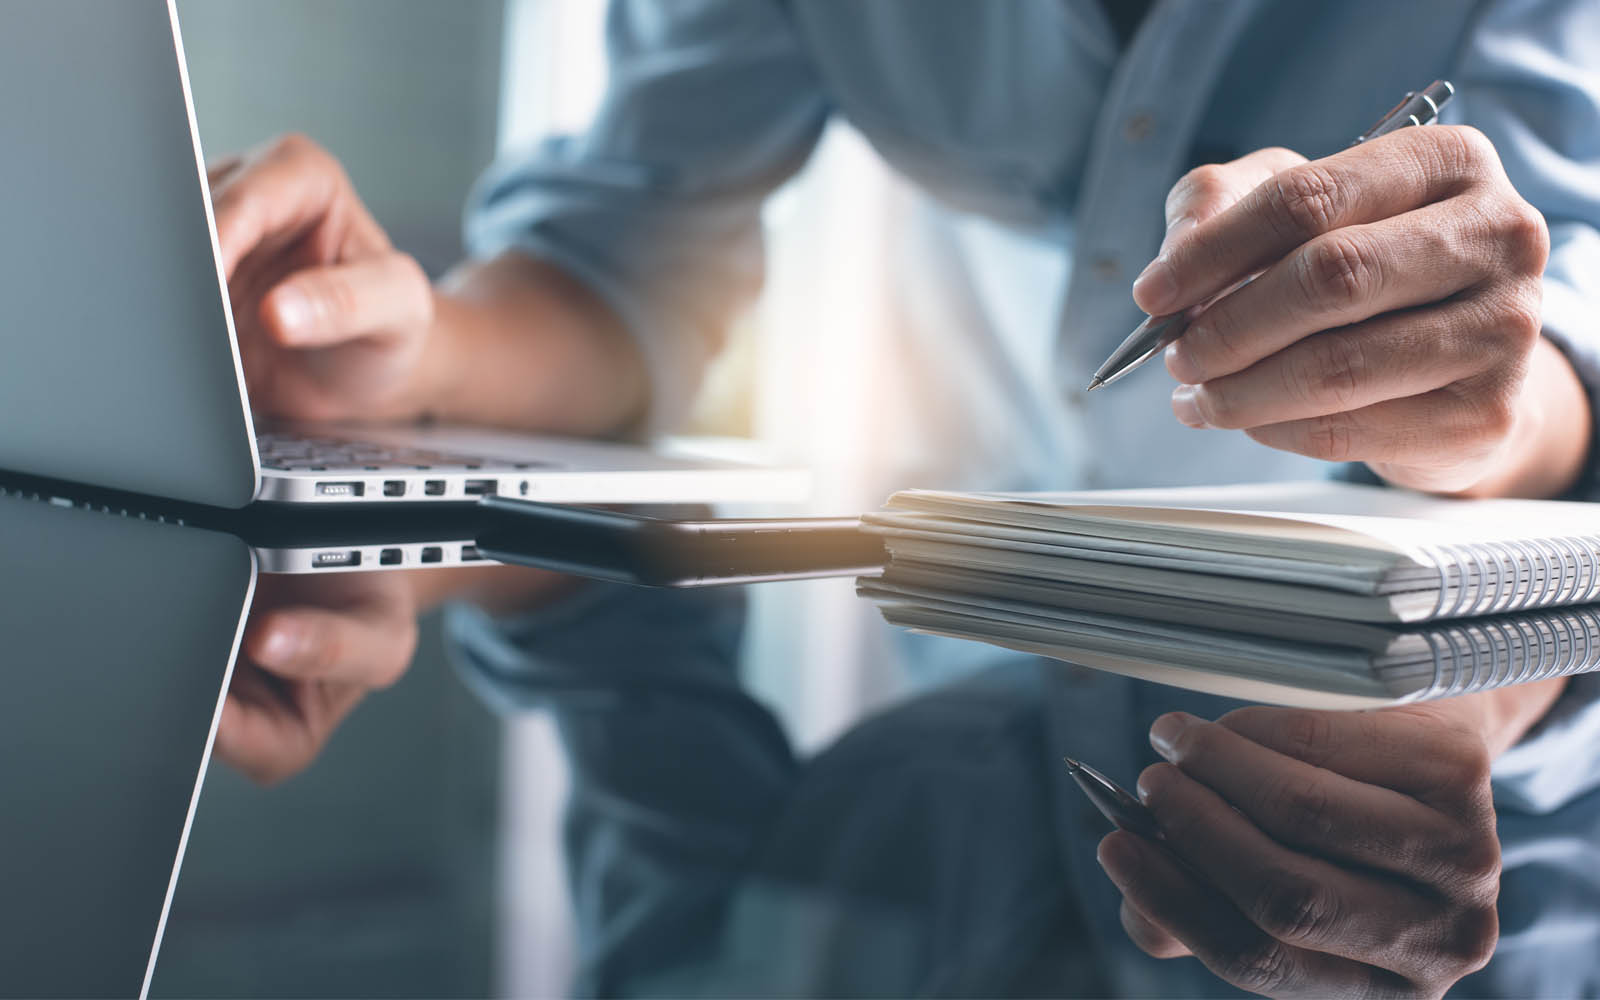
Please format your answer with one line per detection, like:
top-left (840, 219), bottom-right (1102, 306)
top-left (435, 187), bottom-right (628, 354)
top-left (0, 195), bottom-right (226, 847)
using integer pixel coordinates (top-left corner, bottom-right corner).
top-left (1085, 378), bottom-right (1104, 392)
top-left (1062, 756), bottom-right (1082, 770)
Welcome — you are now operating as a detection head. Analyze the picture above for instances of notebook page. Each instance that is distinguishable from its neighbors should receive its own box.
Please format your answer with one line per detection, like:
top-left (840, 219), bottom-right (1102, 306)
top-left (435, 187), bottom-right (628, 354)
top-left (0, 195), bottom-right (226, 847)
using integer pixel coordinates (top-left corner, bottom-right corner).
top-left (889, 481), bottom-right (1600, 563)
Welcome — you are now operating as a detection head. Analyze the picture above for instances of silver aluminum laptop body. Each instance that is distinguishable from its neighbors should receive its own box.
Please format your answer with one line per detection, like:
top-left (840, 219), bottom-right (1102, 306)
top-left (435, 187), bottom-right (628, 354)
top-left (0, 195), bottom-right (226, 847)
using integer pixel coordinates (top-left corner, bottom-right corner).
top-left (0, 1), bottom-right (806, 511)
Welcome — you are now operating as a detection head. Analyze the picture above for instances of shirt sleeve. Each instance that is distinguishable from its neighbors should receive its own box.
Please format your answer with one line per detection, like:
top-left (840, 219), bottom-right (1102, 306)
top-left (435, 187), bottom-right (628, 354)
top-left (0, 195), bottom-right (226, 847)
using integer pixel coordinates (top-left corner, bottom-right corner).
top-left (1436, 1), bottom-right (1600, 810)
top-left (1450, 0), bottom-right (1600, 497)
top-left (464, 0), bottom-right (831, 435)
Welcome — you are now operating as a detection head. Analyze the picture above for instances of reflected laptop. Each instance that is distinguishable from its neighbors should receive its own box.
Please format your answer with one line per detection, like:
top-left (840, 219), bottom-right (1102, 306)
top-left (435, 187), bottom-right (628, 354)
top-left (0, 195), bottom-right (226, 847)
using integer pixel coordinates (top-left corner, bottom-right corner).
top-left (0, 491), bottom-right (255, 997)
top-left (0, 1), bottom-right (805, 519)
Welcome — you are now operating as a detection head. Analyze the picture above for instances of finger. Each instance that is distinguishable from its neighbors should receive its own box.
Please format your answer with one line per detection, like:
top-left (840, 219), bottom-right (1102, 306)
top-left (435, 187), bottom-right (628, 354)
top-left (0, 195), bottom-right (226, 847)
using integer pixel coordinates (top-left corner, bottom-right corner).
top-left (1242, 376), bottom-right (1520, 493)
top-left (1218, 705), bottom-right (1495, 810)
top-left (1098, 831), bottom-right (1401, 998)
top-left (243, 603), bottom-right (414, 687)
top-left (216, 679), bottom-right (363, 785)
top-left (1120, 897), bottom-right (1192, 959)
top-left (1164, 200), bottom-right (1508, 385)
top-left (1160, 147), bottom-right (1309, 255)
top-left (1148, 712), bottom-right (1461, 879)
top-left (207, 155), bottom-right (243, 187)
top-left (1137, 762), bottom-right (1453, 979)
top-left (1172, 299), bottom-right (1502, 430)
top-left (1134, 125), bottom-right (1497, 316)
top-left (211, 133), bottom-right (386, 277)
top-left (258, 251), bottom-right (432, 348)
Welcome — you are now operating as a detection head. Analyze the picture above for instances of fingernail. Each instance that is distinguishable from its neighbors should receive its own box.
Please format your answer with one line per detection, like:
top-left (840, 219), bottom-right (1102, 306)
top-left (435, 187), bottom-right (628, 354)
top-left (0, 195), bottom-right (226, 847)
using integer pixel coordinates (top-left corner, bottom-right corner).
top-left (1132, 256), bottom-right (1179, 315)
top-left (1170, 385), bottom-right (1208, 429)
top-left (270, 286), bottom-right (314, 342)
top-left (1164, 340), bottom-right (1201, 386)
top-left (1149, 712), bottom-right (1196, 761)
top-left (256, 624), bottom-right (301, 667)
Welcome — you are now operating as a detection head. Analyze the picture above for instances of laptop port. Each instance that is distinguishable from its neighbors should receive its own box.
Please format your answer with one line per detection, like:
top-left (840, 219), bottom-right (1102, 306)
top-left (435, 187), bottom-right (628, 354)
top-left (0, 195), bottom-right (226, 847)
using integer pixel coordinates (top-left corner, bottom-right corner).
top-left (314, 550), bottom-right (361, 568)
top-left (315, 481), bottom-right (364, 498)
top-left (420, 546), bottom-right (443, 564)
top-left (379, 548), bottom-right (403, 566)
top-left (460, 544), bottom-right (484, 562)
top-left (463, 479), bottom-right (496, 496)
top-left (382, 480), bottom-right (406, 498)
top-left (424, 480), bottom-right (447, 496)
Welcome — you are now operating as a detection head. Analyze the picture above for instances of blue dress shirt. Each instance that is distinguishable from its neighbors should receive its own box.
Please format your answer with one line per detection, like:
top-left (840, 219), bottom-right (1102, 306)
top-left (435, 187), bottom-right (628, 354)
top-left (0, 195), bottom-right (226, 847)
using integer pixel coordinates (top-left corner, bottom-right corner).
top-left (454, 1), bottom-right (1600, 995)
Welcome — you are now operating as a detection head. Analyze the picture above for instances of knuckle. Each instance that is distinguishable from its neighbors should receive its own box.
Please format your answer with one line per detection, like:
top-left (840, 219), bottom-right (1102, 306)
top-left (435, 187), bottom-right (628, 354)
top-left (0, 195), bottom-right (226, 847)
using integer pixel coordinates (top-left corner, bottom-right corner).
top-left (271, 131), bottom-right (319, 161)
top-left (1216, 939), bottom-right (1296, 995)
top-left (1299, 331), bottom-right (1367, 409)
top-left (1273, 163), bottom-right (1346, 238)
top-left (1276, 709), bottom-right (1336, 763)
top-left (1298, 233), bottom-right (1379, 312)
top-left (1250, 870), bottom-right (1339, 944)
top-left (1500, 201), bottom-right (1550, 274)
top-left (1260, 774), bottom-right (1335, 842)
top-left (1299, 413), bottom-right (1359, 462)
top-left (1446, 903), bottom-right (1500, 973)
top-left (1170, 163), bottom-right (1231, 216)
top-left (1439, 125), bottom-right (1498, 173)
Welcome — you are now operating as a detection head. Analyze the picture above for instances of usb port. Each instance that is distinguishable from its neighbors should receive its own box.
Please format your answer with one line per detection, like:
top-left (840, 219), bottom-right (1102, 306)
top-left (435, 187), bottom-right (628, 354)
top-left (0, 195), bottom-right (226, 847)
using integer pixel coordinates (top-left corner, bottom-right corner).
top-left (314, 550), bottom-right (361, 568)
top-left (382, 481), bottom-right (406, 498)
top-left (463, 479), bottom-right (496, 497)
top-left (460, 544), bottom-right (484, 562)
top-left (316, 481), bottom-right (365, 498)
top-left (379, 548), bottom-right (403, 566)
top-left (420, 546), bottom-right (443, 564)
top-left (424, 480), bottom-right (447, 497)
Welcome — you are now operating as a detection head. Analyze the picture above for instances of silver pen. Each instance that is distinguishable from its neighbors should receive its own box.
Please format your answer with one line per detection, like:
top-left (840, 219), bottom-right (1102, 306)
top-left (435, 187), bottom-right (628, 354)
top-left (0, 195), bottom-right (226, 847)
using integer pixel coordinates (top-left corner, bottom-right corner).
top-left (1085, 79), bottom-right (1456, 391)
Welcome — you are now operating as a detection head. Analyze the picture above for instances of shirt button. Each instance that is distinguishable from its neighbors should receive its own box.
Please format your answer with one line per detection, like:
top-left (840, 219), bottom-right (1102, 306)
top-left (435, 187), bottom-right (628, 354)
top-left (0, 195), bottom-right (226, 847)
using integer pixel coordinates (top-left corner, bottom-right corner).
top-left (1123, 111), bottom-right (1156, 143)
top-left (1091, 255), bottom-right (1121, 282)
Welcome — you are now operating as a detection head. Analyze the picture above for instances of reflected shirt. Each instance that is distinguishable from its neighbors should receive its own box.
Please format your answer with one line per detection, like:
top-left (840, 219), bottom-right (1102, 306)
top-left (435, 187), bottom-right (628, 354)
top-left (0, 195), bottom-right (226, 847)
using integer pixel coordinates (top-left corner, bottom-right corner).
top-left (457, 1), bottom-right (1600, 996)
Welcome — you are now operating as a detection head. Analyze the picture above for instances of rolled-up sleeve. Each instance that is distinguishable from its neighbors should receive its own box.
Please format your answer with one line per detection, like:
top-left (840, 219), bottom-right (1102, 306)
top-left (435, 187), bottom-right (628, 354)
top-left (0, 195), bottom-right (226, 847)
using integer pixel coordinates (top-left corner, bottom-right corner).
top-left (464, 0), bottom-right (831, 435)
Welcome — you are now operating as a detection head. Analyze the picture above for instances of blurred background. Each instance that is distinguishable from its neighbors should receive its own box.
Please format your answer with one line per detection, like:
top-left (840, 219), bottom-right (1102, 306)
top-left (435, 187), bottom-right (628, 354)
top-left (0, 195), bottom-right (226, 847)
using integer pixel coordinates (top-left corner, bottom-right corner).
top-left (155, 1), bottom-right (909, 995)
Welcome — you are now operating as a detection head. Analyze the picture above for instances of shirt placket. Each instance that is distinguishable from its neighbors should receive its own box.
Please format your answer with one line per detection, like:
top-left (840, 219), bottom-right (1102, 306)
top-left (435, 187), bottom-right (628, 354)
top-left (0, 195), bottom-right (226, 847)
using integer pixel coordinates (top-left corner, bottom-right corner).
top-left (1052, 0), bottom-right (1263, 485)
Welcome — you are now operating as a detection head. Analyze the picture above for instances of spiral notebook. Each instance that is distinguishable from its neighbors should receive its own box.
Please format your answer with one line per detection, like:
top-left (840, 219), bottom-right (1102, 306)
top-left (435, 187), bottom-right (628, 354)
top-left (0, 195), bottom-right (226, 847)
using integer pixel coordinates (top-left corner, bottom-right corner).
top-left (858, 482), bottom-right (1600, 707)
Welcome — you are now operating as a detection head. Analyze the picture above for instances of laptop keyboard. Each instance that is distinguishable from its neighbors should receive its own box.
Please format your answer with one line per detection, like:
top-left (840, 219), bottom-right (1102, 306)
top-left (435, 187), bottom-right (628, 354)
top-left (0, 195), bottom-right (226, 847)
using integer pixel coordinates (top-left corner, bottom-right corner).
top-left (257, 431), bottom-right (548, 472)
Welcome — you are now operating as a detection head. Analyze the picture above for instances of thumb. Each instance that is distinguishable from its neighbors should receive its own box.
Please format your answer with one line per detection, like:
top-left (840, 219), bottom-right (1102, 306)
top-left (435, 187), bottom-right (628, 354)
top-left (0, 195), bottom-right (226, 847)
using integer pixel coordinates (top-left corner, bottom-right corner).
top-left (1159, 146), bottom-right (1308, 257)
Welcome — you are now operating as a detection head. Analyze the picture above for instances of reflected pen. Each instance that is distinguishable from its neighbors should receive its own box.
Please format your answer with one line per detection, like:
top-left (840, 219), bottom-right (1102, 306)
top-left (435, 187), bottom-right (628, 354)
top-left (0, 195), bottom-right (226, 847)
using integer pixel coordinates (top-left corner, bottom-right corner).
top-left (1085, 79), bottom-right (1455, 391)
top-left (1064, 756), bottom-right (1163, 840)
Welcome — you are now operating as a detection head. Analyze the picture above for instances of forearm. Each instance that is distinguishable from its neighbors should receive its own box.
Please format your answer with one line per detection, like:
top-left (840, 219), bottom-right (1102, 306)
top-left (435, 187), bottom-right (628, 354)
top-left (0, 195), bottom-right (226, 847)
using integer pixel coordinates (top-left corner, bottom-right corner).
top-left (411, 251), bottom-right (648, 437)
top-left (1446, 336), bottom-right (1592, 500)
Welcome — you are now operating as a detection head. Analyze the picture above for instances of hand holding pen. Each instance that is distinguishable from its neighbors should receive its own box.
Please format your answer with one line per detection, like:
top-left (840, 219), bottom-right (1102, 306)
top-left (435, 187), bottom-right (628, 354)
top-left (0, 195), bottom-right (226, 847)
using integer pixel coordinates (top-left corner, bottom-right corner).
top-left (1065, 689), bottom-right (1564, 998)
top-left (1090, 81), bottom-right (1588, 500)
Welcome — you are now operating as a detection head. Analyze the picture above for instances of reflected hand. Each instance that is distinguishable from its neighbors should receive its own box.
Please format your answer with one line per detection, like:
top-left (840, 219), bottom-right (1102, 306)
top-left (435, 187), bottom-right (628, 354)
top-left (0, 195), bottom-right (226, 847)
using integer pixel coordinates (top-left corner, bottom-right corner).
top-left (1099, 681), bottom-right (1565, 998)
top-left (209, 133), bottom-right (435, 422)
top-left (216, 572), bottom-right (418, 785)
top-left (1141, 129), bottom-right (1573, 496)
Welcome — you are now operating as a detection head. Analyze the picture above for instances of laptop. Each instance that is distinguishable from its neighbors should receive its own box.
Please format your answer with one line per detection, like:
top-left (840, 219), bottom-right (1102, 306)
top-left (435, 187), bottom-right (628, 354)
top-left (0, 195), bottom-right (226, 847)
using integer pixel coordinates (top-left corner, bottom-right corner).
top-left (0, 1), bottom-right (805, 530)
top-left (0, 491), bottom-right (254, 998)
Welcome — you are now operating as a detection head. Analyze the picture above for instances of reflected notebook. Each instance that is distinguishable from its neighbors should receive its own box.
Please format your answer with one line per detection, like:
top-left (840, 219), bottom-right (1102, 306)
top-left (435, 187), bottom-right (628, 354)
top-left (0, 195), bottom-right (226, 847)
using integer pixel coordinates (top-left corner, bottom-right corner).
top-left (858, 482), bottom-right (1600, 708)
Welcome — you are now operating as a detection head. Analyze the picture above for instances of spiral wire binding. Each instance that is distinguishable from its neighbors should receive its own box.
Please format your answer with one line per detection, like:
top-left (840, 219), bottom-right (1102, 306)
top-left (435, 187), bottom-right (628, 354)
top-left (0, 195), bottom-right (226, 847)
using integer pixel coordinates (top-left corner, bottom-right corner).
top-left (1419, 533), bottom-right (1600, 620)
top-left (1397, 604), bottom-right (1600, 700)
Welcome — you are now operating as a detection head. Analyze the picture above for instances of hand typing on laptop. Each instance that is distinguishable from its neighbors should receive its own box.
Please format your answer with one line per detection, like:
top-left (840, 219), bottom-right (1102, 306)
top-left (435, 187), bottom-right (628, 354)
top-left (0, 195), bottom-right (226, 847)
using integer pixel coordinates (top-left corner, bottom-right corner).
top-left (1138, 127), bottom-right (1590, 500)
top-left (209, 133), bottom-right (647, 435)
top-left (1097, 681), bottom-right (1566, 999)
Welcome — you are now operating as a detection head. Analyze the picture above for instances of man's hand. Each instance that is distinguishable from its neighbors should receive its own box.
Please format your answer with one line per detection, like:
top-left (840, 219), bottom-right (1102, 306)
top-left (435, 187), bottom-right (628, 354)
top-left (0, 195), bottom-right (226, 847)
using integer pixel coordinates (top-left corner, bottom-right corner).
top-left (211, 134), bottom-right (436, 422)
top-left (216, 565), bottom-right (573, 785)
top-left (1140, 129), bottom-right (1590, 499)
top-left (216, 572), bottom-right (419, 785)
top-left (1097, 680), bottom-right (1567, 999)
top-left (210, 133), bottom-right (647, 434)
